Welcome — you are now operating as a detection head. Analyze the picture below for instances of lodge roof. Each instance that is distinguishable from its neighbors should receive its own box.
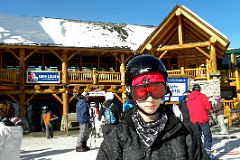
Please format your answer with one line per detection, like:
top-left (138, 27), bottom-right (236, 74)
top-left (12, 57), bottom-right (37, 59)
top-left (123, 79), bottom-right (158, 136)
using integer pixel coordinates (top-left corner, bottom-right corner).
top-left (0, 13), bottom-right (155, 51)
top-left (0, 4), bottom-right (230, 55)
top-left (137, 4), bottom-right (230, 57)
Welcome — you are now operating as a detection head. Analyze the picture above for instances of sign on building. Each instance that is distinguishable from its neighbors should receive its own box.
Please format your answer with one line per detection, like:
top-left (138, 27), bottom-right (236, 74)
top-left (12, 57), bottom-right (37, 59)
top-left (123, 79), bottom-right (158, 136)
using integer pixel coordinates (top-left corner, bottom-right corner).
top-left (26, 71), bottom-right (60, 83)
top-left (165, 77), bottom-right (189, 102)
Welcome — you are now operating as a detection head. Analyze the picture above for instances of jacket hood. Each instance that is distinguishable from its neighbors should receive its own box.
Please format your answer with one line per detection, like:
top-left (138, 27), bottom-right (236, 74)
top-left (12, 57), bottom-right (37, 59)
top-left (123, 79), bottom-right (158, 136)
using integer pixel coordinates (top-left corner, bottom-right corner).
top-left (187, 90), bottom-right (201, 100)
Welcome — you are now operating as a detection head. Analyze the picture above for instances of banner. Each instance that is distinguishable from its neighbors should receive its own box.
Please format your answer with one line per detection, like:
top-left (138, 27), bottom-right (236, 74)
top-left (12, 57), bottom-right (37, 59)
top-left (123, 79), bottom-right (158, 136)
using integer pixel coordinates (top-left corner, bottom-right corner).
top-left (26, 71), bottom-right (60, 83)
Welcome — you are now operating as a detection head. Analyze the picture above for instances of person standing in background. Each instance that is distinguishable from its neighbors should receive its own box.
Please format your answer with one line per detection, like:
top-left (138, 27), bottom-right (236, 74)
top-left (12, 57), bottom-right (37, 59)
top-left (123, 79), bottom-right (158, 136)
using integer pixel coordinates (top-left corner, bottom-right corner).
top-left (11, 102), bottom-right (20, 117)
top-left (26, 102), bottom-right (33, 130)
top-left (98, 92), bottom-right (121, 139)
top-left (0, 101), bottom-right (23, 160)
top-left (90, 101), bottom-right (101, 137)
top-left (179, 90), bottom-right (191, 125)
top-left (213, 96), bottom-right (228, 135)
top-left (187, 84), bottom-right (213, 153)
top-left (75, 91), bottom-right (91, 152)
top-left (40, 105), bottom-right (58, 139)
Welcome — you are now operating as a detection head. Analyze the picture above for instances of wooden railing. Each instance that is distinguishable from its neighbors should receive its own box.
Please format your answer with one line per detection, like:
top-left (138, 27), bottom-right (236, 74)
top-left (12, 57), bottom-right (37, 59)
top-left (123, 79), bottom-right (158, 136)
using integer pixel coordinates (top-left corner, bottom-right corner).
top-left (222, 99), bottom-right (239, 127)
top-left (68, 71), bottom-right (121, 83)
top-left (219, 70), bottom-right (235, 81)
top-left (0, 69), bottom-right (19, 83)
top-left (97, 71), bottom-right (121, 83)
top-left (68, 67), bottom-right (207, 83)
top-left (0, 67), bottom-right (237, 85)
top-left (68, 71), bottom-right (93, 83)
top-left (167, 67), bottom-right (208, 79)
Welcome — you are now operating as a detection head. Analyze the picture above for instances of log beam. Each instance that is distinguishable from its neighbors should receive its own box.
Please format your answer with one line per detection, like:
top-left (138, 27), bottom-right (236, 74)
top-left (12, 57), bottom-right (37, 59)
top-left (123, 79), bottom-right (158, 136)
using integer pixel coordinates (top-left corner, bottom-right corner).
top-left (67, 52), bottom-right (78, 61)
top-left (51, 50), bottom-right (63, 61)
top-left (210, 37), bottom-right (217, 72)
top-left (52, 94), bottom-right (63, 104)
top-left (159, 51), bottom-right (168, 59)
top-left (6, 48), bottom-right (20, 60)
top-left (25, 93), bottom-right (37, 105)
top-left (24, 49), bottom-right (37, 61)
top-left (195, 47), bottom-right (210, 59)
top-left (157, 41), bottom-right (210, 52)
top-left (176, 10), bottom-right (183, 45)
top-left (114, 93), bottom-right (123, 103)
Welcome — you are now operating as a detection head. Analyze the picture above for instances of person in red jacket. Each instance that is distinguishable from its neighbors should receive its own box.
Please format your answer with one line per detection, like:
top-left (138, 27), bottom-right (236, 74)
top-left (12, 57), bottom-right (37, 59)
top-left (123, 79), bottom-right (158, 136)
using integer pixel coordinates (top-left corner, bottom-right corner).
top-left (187, 83), bottom-right (213, 152)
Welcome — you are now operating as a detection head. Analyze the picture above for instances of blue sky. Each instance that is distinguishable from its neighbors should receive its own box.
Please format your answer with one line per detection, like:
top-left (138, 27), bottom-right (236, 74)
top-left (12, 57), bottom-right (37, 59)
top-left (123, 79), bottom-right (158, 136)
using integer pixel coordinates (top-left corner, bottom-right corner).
top-left (0, 0), bottom-right (239, 49)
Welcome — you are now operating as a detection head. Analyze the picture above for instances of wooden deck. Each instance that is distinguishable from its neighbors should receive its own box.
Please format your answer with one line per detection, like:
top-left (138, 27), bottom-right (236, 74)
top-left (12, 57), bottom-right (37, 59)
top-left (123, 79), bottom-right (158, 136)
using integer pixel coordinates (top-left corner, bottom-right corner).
top-left (0, 67), bottom-right (209, 84)
top-left (0, 67), bottom-right (239, 126)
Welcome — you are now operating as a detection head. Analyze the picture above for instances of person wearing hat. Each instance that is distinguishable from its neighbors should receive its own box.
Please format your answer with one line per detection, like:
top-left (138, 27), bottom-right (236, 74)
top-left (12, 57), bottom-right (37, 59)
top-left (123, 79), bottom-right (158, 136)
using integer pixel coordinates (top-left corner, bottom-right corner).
top-left (179, 90), bottom-right (191, 125)
top-left (40, 105), bottom-right (58, 139)
top-left (89, 101), bottom-right (101, 136)
top-left (97, 53), bottom-right (209, 159)
top-left (98, 92), bottom-right (121, 139)
top-left (212, 95), bottom-right (228, 135)
top-left (187, 84), bottom-right (213, 153)
top-left (75, 91), bottom-right (91, 152)
top-left (0, 101), bottom-right (23, 160)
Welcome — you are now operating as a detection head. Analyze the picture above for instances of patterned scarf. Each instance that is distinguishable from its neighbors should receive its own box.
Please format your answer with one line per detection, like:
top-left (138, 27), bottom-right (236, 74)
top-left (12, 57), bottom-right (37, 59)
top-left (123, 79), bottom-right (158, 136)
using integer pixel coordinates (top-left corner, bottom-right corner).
top-left (132, 110), bottom-right (168, 147)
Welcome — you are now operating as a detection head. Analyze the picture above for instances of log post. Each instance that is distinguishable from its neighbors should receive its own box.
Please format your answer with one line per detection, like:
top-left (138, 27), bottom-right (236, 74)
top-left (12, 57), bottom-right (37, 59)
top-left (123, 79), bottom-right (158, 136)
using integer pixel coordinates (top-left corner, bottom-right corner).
top-left (176, 10), bottom-right (183, 45)
top-left (61, 51), bottom-right (68, 131)
top-left (93, 69), bottom-right (97, 84)
top-left (206, 59), bottom-right (210, 80)
top-left (231, 53), bottom-right (235, 69)
top-left (180, 67), bottom-right (185, 75)
top-left (235, 66), bottom-right (240, 99)
top-left (61, 51), bottom-right (68, 115)
top-left (19, 48), bottom-right (26, 117)
top-left (120, 54), bottom-right (125, 85)
top-left (206, 64), bottom-right (210, 80)
top-left (210, 37), bottom-right (217, 72)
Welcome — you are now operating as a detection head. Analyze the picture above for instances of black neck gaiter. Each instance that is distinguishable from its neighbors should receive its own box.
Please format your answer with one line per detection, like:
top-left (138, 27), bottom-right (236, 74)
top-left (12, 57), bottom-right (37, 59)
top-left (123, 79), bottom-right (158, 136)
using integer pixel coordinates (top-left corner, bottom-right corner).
top-left (132, 110), bottom-right (168, 147)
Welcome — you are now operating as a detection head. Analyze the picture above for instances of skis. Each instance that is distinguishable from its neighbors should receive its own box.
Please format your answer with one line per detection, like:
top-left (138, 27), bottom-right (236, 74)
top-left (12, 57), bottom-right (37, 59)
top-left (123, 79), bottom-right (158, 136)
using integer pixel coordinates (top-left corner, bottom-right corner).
top-left (213, 135), bottom-right (237, 140)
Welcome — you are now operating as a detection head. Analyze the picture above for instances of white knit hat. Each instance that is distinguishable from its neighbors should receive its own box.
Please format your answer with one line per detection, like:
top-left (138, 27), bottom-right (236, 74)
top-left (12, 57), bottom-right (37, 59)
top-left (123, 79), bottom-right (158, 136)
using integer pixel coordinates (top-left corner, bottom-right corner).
top-left (105, 92), bottom-right (114, 101)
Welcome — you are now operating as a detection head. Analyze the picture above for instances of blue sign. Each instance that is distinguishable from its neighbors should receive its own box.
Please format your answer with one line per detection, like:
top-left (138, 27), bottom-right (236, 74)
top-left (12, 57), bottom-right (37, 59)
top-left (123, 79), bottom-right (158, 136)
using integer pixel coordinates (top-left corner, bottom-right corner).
top-left (165, 77), bottom-right (189, 102)
top-left (27, 71), bottom-right (60, 83)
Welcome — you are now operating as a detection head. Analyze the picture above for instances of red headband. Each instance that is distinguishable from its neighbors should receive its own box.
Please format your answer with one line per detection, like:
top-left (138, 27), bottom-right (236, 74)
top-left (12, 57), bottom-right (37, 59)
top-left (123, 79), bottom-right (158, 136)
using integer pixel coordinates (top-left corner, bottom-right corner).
top-left (131, 72), bottom-right (165, 86)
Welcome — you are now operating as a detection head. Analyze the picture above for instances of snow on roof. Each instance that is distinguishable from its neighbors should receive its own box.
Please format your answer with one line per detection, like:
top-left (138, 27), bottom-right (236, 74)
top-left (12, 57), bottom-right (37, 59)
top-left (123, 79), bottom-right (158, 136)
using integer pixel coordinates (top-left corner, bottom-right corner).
top-left (0, 13), bottom-right (155, 51)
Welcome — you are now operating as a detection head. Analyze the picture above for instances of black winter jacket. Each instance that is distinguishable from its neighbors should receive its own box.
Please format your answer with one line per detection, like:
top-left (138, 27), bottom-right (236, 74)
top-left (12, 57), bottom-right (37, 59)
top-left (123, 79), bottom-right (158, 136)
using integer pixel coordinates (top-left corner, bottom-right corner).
top-left (97, 105), bottom-right (210, 160)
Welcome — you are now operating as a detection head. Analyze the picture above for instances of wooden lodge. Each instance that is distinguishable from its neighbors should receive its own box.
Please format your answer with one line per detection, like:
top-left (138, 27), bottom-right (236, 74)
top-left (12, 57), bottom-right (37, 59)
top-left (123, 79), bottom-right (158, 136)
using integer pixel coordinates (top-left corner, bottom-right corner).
top-left (0, 4), bottom-right (239, 130)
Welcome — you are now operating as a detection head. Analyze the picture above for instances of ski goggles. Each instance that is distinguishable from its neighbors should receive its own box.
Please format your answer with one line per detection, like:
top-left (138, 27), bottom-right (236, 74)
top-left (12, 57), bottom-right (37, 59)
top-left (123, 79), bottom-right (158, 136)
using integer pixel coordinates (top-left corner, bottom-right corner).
top-left (131, 82), bottom-right (166, 101)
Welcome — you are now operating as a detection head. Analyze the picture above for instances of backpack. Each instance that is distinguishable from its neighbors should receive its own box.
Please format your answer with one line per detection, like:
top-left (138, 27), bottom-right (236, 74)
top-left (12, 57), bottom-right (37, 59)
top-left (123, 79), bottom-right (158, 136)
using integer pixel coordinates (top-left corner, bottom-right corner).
top-left (104, 103), bottom-right (116, 125)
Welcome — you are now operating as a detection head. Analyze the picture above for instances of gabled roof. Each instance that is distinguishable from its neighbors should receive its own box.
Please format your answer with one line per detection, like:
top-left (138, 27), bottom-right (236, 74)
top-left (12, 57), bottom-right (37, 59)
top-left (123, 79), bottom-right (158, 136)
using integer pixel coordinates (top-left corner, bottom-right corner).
top-left (0, 13), bottom-right (155, 51)
top-left (137, 4), bottom-right (230, 57)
